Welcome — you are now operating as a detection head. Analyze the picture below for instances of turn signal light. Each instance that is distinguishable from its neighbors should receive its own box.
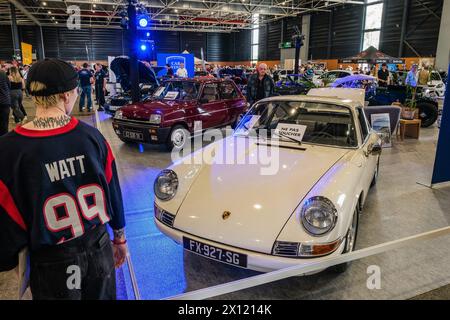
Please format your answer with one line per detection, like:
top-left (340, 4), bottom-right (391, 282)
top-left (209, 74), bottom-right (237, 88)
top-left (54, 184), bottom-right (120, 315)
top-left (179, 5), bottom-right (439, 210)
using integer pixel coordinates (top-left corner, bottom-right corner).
top-left (298, 238), bottom-right (343, 257)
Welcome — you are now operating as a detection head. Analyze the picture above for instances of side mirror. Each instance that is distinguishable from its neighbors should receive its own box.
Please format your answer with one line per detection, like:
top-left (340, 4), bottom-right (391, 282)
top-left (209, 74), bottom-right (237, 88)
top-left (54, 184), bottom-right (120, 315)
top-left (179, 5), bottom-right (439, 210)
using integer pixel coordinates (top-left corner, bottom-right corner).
top-left (367, 143), bottom-right (382, 156)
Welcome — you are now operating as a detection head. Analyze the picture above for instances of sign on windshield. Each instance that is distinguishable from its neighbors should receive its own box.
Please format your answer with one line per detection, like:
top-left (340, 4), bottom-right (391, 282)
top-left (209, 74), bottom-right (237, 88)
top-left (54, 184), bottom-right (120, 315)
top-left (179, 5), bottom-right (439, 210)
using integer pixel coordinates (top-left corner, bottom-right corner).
top-left (275, 123), bottom-right (307, 143)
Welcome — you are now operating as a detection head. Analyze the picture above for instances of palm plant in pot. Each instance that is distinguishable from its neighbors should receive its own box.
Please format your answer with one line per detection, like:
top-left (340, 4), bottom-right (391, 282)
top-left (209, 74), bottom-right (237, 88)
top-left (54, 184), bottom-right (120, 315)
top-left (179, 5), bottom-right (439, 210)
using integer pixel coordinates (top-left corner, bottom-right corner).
top-left (402, 85), bottom-right (417, 120)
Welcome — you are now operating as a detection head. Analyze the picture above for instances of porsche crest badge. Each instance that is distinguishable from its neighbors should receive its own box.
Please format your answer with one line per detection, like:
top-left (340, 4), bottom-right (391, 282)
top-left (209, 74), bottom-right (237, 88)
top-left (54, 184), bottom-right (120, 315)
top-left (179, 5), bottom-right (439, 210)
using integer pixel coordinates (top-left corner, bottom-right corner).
top-left (222, 211), bottom-right (231, 220)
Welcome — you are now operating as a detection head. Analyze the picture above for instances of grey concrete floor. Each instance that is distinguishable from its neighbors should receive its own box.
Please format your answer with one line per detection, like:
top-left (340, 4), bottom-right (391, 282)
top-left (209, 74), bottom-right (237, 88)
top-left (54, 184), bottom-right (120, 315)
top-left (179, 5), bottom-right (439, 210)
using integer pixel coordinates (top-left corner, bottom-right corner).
top-left (1, 96), bottom-right (450, 300)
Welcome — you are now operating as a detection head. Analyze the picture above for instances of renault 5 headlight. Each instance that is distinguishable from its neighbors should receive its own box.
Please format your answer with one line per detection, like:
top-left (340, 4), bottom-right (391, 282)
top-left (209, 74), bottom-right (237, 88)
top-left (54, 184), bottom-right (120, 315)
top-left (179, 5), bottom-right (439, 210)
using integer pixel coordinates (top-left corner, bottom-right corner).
top-left (300, 196), bottom-right (337, 236)
top-left (115, 110), bottom-right (123, 119)
top-left (149, 114), bottom-right (161, 124)
top-left (154, 169), bottom-right (178, 201)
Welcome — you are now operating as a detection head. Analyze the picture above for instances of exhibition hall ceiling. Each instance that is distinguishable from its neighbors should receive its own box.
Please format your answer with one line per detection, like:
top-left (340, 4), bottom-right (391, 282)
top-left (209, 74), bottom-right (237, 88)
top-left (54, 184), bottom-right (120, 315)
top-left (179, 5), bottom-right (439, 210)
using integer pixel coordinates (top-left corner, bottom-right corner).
top-left (0, 0), bottom-right (364, 33)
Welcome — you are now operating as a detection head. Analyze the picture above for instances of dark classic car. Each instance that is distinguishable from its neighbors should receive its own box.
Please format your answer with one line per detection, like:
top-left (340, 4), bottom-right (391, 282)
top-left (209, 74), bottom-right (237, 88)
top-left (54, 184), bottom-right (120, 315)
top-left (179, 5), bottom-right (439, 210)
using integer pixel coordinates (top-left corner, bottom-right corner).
top-left (112, 78), bottom-right (248, 150)
top-left (274, 74), bottom-right (317, 96)
top-left (332, 75), bottom-right (439, 127)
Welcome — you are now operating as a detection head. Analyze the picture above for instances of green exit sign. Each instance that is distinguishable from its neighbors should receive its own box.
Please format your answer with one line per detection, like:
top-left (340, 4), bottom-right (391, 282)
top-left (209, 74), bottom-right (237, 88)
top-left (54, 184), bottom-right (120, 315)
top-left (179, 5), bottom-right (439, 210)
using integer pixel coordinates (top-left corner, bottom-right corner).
top-left (279, 42), bottom-right (293, 49)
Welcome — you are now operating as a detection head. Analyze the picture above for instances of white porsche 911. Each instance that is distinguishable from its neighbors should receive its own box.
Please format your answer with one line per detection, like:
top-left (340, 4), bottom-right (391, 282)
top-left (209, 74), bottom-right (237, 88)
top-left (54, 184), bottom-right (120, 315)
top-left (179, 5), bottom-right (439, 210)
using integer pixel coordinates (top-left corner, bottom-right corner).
top-left (153, 88), bottom-right (381, 273)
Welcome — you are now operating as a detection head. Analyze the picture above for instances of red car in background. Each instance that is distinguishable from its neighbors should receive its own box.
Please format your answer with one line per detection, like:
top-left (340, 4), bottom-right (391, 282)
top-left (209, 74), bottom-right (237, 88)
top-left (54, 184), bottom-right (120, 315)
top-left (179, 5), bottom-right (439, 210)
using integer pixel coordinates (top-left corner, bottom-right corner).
top-left (112, 78), bottom-right (247, 150)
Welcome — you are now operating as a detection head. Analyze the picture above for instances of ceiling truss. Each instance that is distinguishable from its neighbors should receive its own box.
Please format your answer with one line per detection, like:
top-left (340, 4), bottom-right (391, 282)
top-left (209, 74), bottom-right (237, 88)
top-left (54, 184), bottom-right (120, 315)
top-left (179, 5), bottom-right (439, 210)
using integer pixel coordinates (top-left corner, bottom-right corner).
top-left (1, 0), bottom-right (364, 33)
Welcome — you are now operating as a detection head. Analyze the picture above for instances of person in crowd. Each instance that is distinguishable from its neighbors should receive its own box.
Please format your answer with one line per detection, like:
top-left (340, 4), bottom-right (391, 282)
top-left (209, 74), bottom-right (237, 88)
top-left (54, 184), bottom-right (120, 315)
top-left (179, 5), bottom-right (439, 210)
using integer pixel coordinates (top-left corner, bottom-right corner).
top-left (176, 62), bottom-right (188, 78)
top-left (405, 64), bottom-right (418, 87)
top-left (0, 58), bottom-right (127, 300)
top-left (94, 63), bottom-right (106, 112)
top-left (377, 63), bottom-right (390, 87)
top-left (273, 69), bottom-right (280, 82)
top-left (246, 63), bottom-right (275, 106)
top-left (21, 65), bottom-right (31, 97)
top-left (8, 66), bottom-right (26, 123)
top-left (418, 64), bottom-right (430, 86)
top-left (0, 68), bottom-right (10, 136)
top-left (78, 62), bottom-right (93, 112)
top-left (304, 63), bottom-right (314, 80)
top-left (166, 64), bottom-right (174, 78)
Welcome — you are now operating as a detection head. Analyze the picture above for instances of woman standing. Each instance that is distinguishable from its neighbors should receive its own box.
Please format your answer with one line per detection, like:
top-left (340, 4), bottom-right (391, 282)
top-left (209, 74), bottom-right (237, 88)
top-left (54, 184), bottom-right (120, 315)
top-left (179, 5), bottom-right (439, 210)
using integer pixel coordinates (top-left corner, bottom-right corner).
top-left (8, 67), bottom-right (26, 123)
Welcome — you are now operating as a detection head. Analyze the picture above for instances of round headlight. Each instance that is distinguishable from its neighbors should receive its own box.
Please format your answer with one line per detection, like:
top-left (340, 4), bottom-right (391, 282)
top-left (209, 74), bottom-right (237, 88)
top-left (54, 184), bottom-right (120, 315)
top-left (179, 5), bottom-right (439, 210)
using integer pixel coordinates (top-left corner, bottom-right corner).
top-left (154, 169), bottom-right (178, 201)
top-left (115, 110), bottom-right (123, 119)
top-left (300, 196), bottom-right (337, 236)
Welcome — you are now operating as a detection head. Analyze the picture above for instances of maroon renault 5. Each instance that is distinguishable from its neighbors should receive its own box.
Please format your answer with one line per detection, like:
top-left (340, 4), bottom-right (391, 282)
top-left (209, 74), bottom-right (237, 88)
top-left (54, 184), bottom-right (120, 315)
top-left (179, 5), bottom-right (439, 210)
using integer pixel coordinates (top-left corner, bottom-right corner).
top-left (112, 78), bottom-right (247, 150)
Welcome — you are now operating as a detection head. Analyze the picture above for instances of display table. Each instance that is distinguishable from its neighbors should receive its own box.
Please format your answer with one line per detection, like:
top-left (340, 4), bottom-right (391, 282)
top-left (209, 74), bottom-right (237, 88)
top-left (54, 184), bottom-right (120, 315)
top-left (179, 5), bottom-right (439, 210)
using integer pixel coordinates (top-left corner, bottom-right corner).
top-left (396, 119), bottom-right (421, 141)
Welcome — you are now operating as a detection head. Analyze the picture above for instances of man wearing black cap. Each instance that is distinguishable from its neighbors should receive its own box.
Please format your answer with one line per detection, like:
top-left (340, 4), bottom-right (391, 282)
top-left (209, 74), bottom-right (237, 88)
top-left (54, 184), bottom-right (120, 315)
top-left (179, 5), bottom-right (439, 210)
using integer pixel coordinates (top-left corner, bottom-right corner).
top-left (78, 62), bottom-right (93, 112)
top-left (94, 63), bottom-right (106, 111)
top-left (0, 58), bottom-right (127, 300)
top-left (377, 63), bottom-right (390, 87)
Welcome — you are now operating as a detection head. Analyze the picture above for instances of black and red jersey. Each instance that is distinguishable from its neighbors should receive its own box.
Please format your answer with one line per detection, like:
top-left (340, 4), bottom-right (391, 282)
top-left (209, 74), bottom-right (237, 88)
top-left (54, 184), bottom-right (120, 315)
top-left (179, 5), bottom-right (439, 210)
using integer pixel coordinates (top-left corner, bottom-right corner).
top-left (0, 117), bottom-right (125, 271)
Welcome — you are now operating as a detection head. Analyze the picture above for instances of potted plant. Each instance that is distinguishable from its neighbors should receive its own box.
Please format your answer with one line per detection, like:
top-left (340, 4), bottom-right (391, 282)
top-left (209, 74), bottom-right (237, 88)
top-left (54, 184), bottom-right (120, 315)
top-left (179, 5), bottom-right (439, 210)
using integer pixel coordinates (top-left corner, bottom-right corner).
top-left (401, 86), bottom-right (417, 120)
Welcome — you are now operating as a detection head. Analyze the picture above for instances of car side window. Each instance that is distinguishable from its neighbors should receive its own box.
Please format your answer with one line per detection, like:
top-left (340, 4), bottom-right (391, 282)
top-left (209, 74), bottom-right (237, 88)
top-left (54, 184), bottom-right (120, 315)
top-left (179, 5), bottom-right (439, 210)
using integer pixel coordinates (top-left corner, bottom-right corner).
top-left (220, 82), bottom-right (238, 100)
top-left (357, 108), bottom-right (369, 141)
top-left (200, 83), bottom-right (219, 103)
top-left (328, 72), bottom-right (338, 80)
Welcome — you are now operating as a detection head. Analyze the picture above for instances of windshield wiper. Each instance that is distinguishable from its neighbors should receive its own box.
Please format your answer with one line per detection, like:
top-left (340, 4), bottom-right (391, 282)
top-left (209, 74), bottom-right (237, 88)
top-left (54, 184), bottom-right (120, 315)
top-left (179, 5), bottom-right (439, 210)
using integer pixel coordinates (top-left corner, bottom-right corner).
top-left (274, 130), bottom-right (303, 145)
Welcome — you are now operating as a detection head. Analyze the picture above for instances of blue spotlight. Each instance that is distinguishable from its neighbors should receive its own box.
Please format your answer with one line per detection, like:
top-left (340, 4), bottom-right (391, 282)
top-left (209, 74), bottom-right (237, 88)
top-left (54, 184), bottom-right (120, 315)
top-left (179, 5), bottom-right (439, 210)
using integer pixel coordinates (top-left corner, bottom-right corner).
top-left (146, 32), bottom-right (150, 37)
top-left (140, 44), bottom-right (147, 51)
top-left (138, 17), bottom-right (148, 28)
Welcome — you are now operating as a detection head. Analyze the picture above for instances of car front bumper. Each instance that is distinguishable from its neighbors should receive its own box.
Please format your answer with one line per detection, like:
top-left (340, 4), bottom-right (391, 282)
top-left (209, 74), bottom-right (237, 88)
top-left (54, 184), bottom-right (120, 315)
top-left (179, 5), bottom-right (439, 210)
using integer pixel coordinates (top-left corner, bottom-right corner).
top-left (155, 217), bottom-right (346, 273)
top-left (112, 119), bottom-right (171, 144)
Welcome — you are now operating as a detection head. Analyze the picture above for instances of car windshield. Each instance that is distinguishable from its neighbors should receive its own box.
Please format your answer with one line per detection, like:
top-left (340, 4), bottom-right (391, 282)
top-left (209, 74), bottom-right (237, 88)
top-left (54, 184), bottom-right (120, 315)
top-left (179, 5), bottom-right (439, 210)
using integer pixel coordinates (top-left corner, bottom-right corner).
top-left (235, 101), bottom-right (357, 148)
top-left (152, 81), bottom-right (200, 101)
top-left (430, 71), bottom-right (441, 81)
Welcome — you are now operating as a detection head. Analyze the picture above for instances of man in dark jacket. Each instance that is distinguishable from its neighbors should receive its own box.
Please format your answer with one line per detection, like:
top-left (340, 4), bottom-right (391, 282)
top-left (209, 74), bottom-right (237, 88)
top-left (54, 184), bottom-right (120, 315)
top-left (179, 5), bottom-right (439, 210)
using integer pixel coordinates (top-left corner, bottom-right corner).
top-left (246, 63), bottom-right (275, 106)
top-left (0, 69), bottom-right (11, 136)
top-left (78, 63), bottom-right (93, 112)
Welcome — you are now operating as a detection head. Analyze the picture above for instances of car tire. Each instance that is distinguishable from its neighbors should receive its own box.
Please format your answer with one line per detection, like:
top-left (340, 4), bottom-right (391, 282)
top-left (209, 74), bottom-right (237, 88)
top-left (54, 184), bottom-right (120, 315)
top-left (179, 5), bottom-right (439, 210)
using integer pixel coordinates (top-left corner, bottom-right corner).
top-left (330, 206), bottom-right (359, 274)
top-left (166, 125), bottom-right (190, 151)
top-left (370, 156), bottom-right (380, 188)
top-left (417, 101), bottom-right (438, 128)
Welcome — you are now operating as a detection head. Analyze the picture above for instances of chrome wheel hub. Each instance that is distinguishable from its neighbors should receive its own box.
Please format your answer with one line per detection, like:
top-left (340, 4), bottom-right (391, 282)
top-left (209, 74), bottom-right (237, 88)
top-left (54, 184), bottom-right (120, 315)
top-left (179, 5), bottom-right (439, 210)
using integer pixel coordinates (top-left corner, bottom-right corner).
top-left (346, 213), bottom-right (357, 252)
top-left (172, 129), bottom-right (186, 147)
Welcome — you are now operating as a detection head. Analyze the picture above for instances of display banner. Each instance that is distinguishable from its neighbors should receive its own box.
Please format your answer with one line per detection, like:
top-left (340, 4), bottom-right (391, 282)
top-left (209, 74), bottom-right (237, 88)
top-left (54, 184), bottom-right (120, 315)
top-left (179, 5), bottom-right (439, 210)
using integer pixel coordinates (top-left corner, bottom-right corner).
top-left (431, 62), bottom-right (450, 185)
top-left (157, 53), bottom-right (194, 78)
top-left (21, 42), bottom-right (32, 65)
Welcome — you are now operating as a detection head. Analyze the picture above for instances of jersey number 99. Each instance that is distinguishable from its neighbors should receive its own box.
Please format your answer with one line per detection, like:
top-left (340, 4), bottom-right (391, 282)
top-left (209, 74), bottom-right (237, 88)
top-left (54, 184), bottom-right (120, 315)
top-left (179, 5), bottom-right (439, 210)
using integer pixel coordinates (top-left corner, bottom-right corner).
top-left (43, 184), bottom-right (110, 241)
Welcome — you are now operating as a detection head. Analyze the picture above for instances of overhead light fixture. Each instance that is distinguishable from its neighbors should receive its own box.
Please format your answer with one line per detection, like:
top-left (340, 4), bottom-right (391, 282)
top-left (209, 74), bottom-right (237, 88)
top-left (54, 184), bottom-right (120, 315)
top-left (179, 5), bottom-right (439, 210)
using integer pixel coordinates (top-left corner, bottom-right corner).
top-left (42, 1), bottom-right (47, 6)
top-left (174, 9), bottom-right (178, 13)
top-left (93, 4), bottom-right (96, 8)
top-left (47, 10), bottom-right (51, 14)
top-left (51, 16), bottom-right (55, 20)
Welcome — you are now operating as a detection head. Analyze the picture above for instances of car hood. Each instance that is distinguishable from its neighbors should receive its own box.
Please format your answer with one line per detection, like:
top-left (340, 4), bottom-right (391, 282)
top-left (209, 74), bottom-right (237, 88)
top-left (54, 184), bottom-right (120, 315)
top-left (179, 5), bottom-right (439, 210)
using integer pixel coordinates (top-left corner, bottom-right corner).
top-left (110, 56), bottom-right (161, 92)
top-left (120, 99), bottom-right (196, 121)
top-left (173, 136), bottom-right (350, 253)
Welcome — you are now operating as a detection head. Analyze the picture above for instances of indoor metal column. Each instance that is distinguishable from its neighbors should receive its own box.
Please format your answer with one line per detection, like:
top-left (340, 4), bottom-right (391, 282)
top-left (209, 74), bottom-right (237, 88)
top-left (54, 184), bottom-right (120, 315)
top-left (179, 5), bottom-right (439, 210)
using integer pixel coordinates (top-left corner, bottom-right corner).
top-left (10, 3), bottom-right (21, 61)
top-left (399, 0), bottom-right (410, 58)
top-left (300, 15), bottom-right (310, 63)
top-left (36, 26), bottom-right (45, 60)
top-left (128, 0), bottom-right (140, 103)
